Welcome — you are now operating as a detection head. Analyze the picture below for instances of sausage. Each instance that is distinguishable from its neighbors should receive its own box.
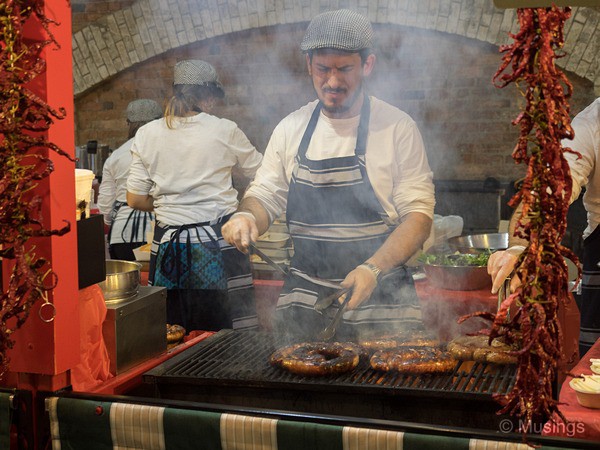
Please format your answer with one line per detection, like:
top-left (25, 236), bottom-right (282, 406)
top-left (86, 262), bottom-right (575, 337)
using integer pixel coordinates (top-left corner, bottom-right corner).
top-left (447, 335), bottom-right (517, 364)
top-left (166, 324), bottom-right (186, 343)
top-left (446, 335), bottom-right (490, 360)
top-left (359, 330), bottom-right (440, 350)
top-left (270, 342), bottom-right (363, 376)
top-left (370, 346), bottom-right (456, 374)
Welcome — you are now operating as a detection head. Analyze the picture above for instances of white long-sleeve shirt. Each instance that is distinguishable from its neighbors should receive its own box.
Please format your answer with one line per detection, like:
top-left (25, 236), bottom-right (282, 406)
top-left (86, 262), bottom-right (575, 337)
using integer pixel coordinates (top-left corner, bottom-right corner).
top-left (563, 97), bottom-right (600, 239)
top-left (98, 138), bottom-right (151, 244)
top-left (245, 97), bottom-right (435, 224)
top-left (127, 113), bottom-right (263, 226)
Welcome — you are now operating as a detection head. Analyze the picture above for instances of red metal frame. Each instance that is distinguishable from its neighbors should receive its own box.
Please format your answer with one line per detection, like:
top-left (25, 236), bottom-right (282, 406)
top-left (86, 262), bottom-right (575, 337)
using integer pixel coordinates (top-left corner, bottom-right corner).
top-left (2, 0), bottom-right (78, 388)
top-left (89, 332), bottom-right (214, 395)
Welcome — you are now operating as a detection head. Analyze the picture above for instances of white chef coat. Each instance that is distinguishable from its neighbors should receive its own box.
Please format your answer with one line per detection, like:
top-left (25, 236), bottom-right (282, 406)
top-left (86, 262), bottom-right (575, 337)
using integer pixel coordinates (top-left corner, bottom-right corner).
top-left (563, 97), bottom-right (600, 239)
top-left (98, 138), bottom-right (151, 244)
top-left (127, 112), bottom-right (263, 226)
top-left (245, 97), bottom-right (435, 224)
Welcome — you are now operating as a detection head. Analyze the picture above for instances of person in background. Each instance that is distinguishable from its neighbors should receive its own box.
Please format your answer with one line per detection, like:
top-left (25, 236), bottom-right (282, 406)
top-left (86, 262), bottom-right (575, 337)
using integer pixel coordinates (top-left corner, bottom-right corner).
top-left (222, 10), bottom-right (435, 339)
top-left (98, 99), bottom-right (162, 261)
top-left (127, 60), bottom-right (263, 332)
top-left (488, 97), bottom-right (600, 355)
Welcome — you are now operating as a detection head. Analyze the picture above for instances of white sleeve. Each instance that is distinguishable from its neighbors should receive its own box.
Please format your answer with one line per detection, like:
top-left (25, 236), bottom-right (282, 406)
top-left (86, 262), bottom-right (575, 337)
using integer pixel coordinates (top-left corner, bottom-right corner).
top-left (391, 121), bottom-right (435, 220)
top-left (97, 159), bottom-right (117, 225)
top-left (230, 126), bottom-right (263, 178)
top-left (126, 135), bottom-right (153, 196)
top-left (563, 114), bottom-right (597, 204)
top-left (244, 122), bottom-right (291, 222)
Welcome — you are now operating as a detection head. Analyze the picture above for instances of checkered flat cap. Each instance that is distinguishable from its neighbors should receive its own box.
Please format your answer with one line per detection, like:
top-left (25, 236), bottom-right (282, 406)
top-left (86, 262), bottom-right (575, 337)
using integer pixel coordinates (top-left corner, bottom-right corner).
top-left (126, 99), bottom-right (162, 122)
top-left (173, 59), bottom-right (223, 91)
top-left (300, 9), bottom-right (373, 53)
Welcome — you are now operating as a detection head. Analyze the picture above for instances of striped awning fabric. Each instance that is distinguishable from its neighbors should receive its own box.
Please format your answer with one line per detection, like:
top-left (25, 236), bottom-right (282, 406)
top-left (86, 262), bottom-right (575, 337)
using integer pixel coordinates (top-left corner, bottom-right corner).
top-left (46, 397), bottom-right (574, 450)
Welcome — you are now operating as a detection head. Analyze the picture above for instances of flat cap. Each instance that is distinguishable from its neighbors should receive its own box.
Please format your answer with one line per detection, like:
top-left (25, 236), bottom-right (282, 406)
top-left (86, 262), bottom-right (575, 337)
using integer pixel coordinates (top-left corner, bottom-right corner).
top-left (173, 59), bottom-right (223, 92)
top-left (126, 99), bottom-right (162, 122)
top-left (300, 9), bottom-right (373, 53)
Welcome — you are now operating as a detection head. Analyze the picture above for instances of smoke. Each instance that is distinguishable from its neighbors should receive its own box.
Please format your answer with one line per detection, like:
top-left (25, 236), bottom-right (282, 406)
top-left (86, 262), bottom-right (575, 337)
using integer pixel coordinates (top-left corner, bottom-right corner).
top-left (97, 6), bottom-right (529, 341)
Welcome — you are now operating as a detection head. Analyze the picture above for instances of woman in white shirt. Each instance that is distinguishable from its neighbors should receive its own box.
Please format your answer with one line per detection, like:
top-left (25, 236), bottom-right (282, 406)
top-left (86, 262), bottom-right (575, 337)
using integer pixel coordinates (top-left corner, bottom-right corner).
top-left (127, 60), bottom-right (263, 332)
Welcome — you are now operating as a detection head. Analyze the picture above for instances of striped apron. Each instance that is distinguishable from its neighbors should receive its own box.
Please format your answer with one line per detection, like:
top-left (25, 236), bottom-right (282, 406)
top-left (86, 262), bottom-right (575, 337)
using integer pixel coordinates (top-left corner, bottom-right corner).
top-left (107, 201), bottom-right (153, 261)
top-left (273, 98), bottom-right (423, 341)
top-left (580, 224), bottom-right (600, 353)
top-left (148, 215), bottom-right (256, 332)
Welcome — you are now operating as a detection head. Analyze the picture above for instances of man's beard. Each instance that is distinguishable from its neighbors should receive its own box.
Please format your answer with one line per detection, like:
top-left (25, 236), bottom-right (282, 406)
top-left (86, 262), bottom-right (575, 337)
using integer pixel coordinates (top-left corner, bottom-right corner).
top-left (319, 85), bottom-right (363, 115)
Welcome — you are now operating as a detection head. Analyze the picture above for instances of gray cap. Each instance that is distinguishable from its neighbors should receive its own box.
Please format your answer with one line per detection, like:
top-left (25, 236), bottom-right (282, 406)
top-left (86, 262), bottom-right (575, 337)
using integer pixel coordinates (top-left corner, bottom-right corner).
top-left (126, 99), bottom-right (162, 122)
top-left (300, 9), bottom-right (373, 53)
top-left (173, 59), bottom-right (223, 91)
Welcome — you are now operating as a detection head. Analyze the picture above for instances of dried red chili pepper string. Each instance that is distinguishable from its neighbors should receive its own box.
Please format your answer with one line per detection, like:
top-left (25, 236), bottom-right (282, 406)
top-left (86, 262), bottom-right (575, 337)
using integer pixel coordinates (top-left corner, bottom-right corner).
top-left (0, 0), bottom-right (72, 379)
top-left (484, 6), bottom-right (579, 437)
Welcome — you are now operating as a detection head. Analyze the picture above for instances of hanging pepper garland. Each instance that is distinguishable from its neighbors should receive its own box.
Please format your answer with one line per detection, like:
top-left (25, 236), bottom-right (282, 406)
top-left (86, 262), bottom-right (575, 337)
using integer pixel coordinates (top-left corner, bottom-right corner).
top-left (461, 6), bottom-right (580, 435)
top-left (0, 0), bottom-right (73, 379)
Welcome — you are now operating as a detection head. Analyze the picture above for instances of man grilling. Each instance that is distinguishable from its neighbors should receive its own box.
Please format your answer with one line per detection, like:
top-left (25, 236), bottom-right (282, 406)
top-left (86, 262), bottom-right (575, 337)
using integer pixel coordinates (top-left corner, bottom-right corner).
top-left (222, 9), bottom-right (435, 339)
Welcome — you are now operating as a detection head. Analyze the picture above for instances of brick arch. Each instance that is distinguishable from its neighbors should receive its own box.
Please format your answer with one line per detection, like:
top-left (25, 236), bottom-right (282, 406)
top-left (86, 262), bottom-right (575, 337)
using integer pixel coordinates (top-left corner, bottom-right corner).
top-left (72, 0), bottom-right (600, 96)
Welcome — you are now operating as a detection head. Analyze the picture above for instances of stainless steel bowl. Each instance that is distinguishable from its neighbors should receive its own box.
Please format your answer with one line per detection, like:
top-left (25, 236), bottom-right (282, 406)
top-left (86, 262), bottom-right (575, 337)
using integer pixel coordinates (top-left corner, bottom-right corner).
top-left (98, 260), bottom-right (142, 303)
top-left (447, 232), bottom-right (509, 253)
top-left (423, 263), bottom-right (491, 291)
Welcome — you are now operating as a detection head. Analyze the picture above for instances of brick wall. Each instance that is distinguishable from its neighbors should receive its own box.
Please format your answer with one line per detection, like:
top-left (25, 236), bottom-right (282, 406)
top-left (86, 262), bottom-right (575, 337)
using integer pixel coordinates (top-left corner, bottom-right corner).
top-left (74, 23), bottom-right (597, 182)
top-left (72, 0), bottom-right (136, 32)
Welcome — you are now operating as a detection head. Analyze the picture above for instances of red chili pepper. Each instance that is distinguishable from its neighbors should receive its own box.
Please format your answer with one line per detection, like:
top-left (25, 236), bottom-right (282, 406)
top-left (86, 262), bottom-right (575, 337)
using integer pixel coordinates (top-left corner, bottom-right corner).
top-left (458, 6), bottom-right (580, 442)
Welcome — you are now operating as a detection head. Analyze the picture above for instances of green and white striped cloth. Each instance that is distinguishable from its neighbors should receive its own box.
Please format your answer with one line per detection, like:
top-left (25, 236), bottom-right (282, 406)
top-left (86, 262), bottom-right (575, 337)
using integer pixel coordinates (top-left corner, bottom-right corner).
top-left (46, 397), bottom-right (576, 450)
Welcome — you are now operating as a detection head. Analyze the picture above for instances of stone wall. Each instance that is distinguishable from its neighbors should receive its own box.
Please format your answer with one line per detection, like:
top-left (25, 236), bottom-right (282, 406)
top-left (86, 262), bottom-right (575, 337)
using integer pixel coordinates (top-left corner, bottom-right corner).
top-left (71, 1), bottom-right (600, 96)
top-left (72, 0), bottom-right (136, 32)
top-left (74, 23), bottom-right (597, 182)
top-left (71, 1), bottom-right (598, 184)
top-left (69, 1), bottom-right (599, 235)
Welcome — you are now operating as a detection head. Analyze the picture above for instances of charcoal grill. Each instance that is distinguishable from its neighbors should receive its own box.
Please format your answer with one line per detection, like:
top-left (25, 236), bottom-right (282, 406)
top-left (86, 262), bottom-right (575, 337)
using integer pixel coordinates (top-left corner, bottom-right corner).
top-left (143, 329), bottom-right (522, 429)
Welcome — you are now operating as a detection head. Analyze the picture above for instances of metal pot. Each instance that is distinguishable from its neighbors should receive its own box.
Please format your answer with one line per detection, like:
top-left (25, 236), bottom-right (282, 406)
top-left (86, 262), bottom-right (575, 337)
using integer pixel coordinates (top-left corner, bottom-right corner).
top-left (447, 232), bottom-right (509, 253)
top-left (99, 260), bottom-right (142, 303)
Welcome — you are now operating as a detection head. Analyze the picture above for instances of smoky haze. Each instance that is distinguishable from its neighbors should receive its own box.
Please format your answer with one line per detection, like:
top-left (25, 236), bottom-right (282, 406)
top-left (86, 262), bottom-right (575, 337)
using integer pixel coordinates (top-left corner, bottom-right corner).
top-left (74, 10), bottom-right (596, 344)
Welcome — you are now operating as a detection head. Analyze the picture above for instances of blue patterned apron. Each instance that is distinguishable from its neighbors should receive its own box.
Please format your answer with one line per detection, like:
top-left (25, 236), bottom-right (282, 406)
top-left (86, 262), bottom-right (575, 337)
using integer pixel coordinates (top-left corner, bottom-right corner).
top-left (580, 224), bottom-right (600, 353)
top-left (274, 97), bottom-right (423, 340)
top-left (148, 215), bottom-right (256, 331)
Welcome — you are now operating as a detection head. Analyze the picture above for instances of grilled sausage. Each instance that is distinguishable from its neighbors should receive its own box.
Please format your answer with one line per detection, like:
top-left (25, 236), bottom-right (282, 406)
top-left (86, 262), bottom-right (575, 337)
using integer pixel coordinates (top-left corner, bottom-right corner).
top-left (370, 346), bottom-right (457, 374)
top-left (448, 335), bottom-right (517, 364)
top-left (359, 330), bottom-right (440, 350)
top-left (270, 342), bottom-right (363, 376)
top-left (166, 324), bottom-right (186, 343)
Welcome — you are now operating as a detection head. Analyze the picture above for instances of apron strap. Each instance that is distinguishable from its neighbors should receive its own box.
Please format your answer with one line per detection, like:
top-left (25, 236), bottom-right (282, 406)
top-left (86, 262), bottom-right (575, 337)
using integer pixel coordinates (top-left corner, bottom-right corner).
top-left (355, 96), bottom-right (370, 156)
top-left (107, 201), bottom-right (125, 243)
top-left (297, 96), bottom-right (371, 162)
top-left (120, 209), bottom-right (153, 243)
top-left (297, 102), bottom-right (322, 162)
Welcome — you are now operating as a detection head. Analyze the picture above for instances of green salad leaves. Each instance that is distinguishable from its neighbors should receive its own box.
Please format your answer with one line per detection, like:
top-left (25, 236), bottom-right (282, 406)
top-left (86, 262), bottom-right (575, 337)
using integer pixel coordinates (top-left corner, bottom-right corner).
top-left (418, 250), bottom-right (492, 267)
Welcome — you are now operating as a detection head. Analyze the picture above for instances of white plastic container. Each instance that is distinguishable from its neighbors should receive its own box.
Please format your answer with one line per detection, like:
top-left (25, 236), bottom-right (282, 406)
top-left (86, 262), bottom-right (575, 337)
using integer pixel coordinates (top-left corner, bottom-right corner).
top-left (75, 169), bottom-right (95, 220)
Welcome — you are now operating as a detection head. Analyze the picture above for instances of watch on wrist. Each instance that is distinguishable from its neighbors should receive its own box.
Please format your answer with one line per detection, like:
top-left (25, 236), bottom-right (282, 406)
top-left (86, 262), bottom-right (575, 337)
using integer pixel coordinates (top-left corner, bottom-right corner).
top-left (360, 262), bottom-right (382, 282)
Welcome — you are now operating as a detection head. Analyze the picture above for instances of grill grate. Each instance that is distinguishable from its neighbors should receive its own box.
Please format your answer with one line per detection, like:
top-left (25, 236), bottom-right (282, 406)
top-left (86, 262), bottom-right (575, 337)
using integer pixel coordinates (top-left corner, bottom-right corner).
top-left (146, 329), bottom-right (515, 398)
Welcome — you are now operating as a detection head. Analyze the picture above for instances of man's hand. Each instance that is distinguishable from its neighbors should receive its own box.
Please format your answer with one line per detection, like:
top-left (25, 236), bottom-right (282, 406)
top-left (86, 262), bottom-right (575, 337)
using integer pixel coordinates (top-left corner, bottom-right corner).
top-left (340, 265), bottom-right (379, 310)
top-left (222, 213), bottom-right (259, 253)
top-left (487, 245), bottom-right (525, 294)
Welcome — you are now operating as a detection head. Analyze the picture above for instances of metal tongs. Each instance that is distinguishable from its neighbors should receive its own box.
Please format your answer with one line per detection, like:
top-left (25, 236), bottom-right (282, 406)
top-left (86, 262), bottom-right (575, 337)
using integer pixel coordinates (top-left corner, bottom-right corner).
top-left (249, 243), bottom-right (288, 277)
top-left (316, 289), bottom-right (352, 341)
top-left (497, 277), bottom-right (512, 321)
top-left (249, 242), bottom-right (344, 290)
top-left (314, 286), bottom-right (352, 312)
